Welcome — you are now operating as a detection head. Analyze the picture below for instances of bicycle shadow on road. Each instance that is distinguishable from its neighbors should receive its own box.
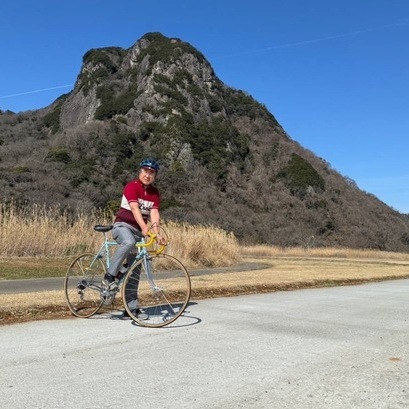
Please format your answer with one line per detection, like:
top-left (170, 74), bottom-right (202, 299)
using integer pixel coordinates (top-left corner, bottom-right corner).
top-left (128, 301), bottom-right (201, 329)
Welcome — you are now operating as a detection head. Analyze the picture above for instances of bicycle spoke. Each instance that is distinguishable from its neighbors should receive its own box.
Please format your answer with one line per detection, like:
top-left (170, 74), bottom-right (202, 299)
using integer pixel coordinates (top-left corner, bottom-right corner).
top-left (122, 254), bottom-right (191, 327)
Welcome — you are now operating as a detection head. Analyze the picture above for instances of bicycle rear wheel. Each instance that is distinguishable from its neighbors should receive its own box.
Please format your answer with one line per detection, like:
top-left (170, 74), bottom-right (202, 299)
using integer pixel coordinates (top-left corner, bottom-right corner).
top-left (122, 254), bottom-right (191, 327)
top-left (64, 253), bottom-right (105, 318)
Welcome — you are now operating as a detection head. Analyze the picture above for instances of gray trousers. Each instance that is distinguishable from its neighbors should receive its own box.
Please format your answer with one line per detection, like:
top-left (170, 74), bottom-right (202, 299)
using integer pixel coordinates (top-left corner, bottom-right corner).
top-left (107, 222), bottom-right (142, 277)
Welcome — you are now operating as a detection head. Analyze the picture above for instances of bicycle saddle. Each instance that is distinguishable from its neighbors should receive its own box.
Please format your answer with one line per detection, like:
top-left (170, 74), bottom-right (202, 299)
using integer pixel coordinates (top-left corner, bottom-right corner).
top-left (94, 224), bottom-right (113, 232)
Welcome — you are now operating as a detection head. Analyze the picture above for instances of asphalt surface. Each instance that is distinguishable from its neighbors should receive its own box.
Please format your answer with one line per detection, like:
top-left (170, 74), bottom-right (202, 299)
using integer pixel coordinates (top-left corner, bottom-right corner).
top-left (0, 277), bottom-right (65, 294)
top-left (0, 262), bottom-right (270, 294)
top-left (1, 279), bottom-right (409, 408)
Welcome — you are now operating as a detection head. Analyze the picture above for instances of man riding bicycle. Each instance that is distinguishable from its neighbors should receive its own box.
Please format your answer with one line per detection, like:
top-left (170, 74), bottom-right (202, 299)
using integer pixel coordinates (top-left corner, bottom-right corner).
top-left (104, 158), bottom-right (162, 286)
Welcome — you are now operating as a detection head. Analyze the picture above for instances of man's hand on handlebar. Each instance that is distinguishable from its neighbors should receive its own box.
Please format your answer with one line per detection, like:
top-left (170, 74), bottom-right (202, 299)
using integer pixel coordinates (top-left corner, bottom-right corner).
top-left (155, 233), bottom-right (167, 246)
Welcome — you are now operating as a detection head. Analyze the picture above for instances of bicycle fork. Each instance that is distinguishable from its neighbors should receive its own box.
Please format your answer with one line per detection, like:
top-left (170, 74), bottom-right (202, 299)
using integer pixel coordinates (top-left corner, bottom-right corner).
top-left (143, 257), bottom-right (178, 316)
top-left (143, 256), bottom-right (161, 292)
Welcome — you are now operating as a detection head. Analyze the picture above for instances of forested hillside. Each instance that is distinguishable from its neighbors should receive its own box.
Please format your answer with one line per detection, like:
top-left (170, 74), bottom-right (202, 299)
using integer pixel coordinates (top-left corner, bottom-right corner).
top-left (1, 32), bottom-right (408, 250)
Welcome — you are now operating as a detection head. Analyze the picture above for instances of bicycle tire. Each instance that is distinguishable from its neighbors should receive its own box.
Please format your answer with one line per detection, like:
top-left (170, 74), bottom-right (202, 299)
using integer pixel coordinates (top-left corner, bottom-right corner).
top-left (122, 254), bottom-right (191, 328)
top-left (64, 253), bottom-right (106, 318)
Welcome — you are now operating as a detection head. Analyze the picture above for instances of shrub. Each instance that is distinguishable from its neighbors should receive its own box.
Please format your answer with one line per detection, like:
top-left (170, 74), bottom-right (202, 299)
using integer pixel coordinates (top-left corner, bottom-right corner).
top-left (138, 32), bottom-right (207, 71)
top-left (82, 47), bottom-right (126, 71)
top-left (224, 89), bottom-right (278, 124)
top-left (45, 148), bottom-right (72, 164)
top-left (153, 83), bottom-right (188, 106)
top-left (95, 85), bottom-right (138, 120)
top-left (161, 197), bottom-right (182, 211)
top-left (138, 121), bottom-right (165, 141)
top-left (208, 96), bottom-right (224, 113)
top-left (262, 142), bottom-right (280, 165)
top-left (279, 153), bottom-right (325, 196)
top-left (79, 48), bottom-right (127, 95)
top-left (12, 166), bottom-right (31, 173)
top-left (43, 105), bottom-right (62, 133)
top-left (183, 118), bottom-right (250, 181)
top-left (401, 232), bottom-right (409, 245)
top-left (66, 158), bottom-right (96, 187)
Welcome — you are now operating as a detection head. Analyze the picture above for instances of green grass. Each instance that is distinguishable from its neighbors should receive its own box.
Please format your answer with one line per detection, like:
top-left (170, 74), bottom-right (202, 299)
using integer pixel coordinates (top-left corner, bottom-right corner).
top-left (0, 258), bottom-right (69, 280)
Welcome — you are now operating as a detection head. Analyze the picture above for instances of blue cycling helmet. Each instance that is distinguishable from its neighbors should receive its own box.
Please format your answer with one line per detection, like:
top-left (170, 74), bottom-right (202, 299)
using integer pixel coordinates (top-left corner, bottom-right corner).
top-left (139, 158), bottom-right (160, 172)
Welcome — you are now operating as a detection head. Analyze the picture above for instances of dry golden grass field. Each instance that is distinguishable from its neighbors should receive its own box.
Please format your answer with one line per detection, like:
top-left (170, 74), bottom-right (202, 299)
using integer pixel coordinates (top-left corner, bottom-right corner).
top-left (1, 247), bottom-right (409, 326)
top-left (1, 203), bottom-right (409, 326)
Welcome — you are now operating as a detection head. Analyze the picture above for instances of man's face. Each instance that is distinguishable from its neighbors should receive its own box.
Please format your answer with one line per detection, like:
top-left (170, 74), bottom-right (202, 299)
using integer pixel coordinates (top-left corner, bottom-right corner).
top-left (139, 166), bottom-right (156, 185)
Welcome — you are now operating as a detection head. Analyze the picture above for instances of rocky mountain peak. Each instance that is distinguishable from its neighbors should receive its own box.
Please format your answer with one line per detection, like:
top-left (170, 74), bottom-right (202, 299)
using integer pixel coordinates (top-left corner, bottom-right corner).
top-left (60, 33), bottom-right (220, 130)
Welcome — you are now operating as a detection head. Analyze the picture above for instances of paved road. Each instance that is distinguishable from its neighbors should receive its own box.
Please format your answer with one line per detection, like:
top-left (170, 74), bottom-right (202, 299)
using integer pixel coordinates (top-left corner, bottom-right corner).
top-left (0, 277), bottom-right (65, 294)
top-left (0, 262), bottom-right (269, 294)
top-left (1, 279), bottom-right (409, 408)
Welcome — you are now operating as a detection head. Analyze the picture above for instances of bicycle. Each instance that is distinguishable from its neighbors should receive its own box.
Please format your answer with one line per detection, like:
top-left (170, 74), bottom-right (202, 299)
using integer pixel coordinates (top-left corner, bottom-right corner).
top-left (64, 225), bottom-right (191, 328)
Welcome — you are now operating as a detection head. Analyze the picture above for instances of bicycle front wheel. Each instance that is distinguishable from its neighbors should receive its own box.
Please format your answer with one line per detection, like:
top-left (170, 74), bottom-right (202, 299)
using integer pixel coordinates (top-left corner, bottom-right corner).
top-left (64, 253), bottom-right (105, 318)
top-left (122, 254), bottom-right (191, 328)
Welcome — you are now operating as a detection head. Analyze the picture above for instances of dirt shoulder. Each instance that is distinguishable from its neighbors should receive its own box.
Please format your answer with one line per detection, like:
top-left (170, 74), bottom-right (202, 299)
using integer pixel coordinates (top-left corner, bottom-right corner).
top-left (1, 256), bottom-right (409, 326)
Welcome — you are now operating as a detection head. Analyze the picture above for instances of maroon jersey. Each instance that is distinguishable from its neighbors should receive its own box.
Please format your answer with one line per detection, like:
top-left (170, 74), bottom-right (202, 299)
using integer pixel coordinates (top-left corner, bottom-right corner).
top-left (114, 179), bottom-right (160, 230)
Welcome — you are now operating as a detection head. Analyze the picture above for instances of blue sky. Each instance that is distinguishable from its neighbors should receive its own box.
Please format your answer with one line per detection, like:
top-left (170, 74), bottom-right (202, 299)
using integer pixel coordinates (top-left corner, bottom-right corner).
top-left (1, 0), bottom-right (408, 213)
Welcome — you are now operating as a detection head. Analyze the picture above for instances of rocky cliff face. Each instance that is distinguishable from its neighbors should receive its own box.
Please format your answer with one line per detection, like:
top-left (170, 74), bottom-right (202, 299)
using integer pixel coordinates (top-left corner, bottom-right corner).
top-left (0, 32), bottom-right (408, 250)
top-left (60, 34), bottom-right (219, 131)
